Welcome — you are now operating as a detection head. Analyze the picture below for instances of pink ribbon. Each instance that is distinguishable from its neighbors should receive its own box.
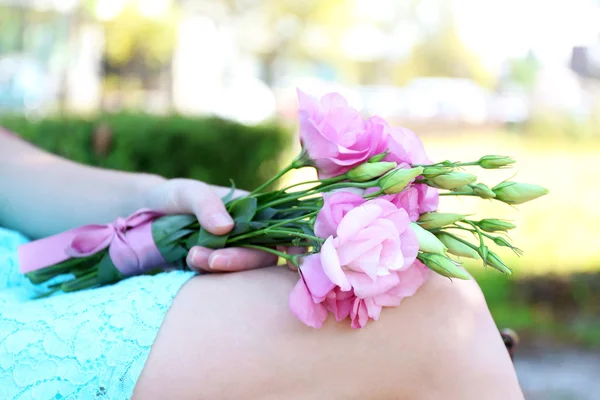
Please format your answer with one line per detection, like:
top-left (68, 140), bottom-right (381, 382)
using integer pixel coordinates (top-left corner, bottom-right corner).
top-left (18, 209), bottom-right (167, 277)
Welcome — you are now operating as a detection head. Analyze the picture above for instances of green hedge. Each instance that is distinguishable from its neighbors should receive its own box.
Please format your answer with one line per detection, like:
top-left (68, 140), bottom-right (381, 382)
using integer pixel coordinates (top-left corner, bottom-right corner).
top-left (1, 114), bottom-right (293, 191)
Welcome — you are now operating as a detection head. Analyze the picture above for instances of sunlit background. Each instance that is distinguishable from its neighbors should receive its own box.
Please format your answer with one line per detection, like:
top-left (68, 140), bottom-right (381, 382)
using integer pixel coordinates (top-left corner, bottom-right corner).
top-left (2, 0), bottom-right (600, 397)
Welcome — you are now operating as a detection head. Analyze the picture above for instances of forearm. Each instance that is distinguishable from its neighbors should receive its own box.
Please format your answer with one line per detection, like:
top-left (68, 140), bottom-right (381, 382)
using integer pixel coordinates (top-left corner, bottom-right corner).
top-left (0, 135), bottom-right (165, 238)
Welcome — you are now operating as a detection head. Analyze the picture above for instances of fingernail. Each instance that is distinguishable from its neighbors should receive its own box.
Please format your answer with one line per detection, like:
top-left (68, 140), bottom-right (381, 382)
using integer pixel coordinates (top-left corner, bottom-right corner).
top-left (189, 248), bottom-right (209, 267)
top-left (210, 213), bottom-right (233, 229)
top-left (209, 254), bottom-right (230, 270)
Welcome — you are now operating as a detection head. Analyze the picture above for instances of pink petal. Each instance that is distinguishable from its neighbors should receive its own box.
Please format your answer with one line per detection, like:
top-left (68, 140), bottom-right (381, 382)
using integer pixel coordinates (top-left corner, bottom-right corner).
top-left (416, 183), bottom-right (440, 214)
top-left (321, 237), bottom-right (351, 291)
top-left (394, 261), bottom-right (430, 297)
top-left (314, 191), bottom-right (366, 239)
top-left (351, 299), bottom-right (369, 329)
top-left (364, 297), bottom-right (382, 320)
top-left (384, 208), bottom-right (411, 233)
top-left (321, 92), bottom-right (349, 110)
top-left (347, 271), bottom-right (400, 298)
top-left (343, 243), bottom-right (382, 280)
top-left (300, 254), bottom-right (336, 302)
top-left (366, 198), bottom-right (399, 217)
top-left (336, 203), bottom-right (383, 240)
top-left (297, 89), bottom-right (323, 122)
top-left (299, 113), bottom-right (337, 161)
top-left (399, 228), bottom-right (419, 269)
top-left (289, 278), bottom-right (329, 329)
top-left (323, 289), bottom-right (354, 321)
top-left (390, 187), bottom-right (420, 222)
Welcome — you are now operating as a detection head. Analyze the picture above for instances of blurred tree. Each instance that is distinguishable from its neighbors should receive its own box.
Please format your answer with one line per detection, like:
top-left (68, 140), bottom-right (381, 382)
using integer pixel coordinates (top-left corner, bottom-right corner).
top-left (102, 2), bottom-right (177, 72)
top-left (225, 0), bottom-right (355, 86)
top-left (81, 0), bottom-right (179, 109)
top-left (394, 17), bottom-right (493, 87)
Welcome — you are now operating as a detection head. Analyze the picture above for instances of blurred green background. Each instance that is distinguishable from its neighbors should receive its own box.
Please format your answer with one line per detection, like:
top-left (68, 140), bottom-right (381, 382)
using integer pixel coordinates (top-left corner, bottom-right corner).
top-left (2, 0), bottom-right (600, 397)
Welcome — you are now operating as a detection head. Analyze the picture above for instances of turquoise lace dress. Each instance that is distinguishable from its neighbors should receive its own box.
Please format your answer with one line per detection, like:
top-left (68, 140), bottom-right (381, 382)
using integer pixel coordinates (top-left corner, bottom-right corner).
top-left (0, 227), bottom-right (195, 399)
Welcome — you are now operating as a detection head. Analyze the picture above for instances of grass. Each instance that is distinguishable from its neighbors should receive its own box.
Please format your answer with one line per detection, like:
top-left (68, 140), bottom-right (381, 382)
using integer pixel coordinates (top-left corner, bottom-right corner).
top-left (281, 129), bottom-right (600, 346)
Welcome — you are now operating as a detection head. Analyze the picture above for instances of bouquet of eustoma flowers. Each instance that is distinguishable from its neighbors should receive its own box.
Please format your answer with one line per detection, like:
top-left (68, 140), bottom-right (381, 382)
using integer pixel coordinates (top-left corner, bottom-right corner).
top-left (19, 90), bottom-right (548, 329)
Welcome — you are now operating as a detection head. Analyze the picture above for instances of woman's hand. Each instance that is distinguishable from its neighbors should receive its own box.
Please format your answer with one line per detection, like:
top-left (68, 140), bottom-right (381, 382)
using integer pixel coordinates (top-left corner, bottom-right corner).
top-left (144, 178), bottom-right (279, 273)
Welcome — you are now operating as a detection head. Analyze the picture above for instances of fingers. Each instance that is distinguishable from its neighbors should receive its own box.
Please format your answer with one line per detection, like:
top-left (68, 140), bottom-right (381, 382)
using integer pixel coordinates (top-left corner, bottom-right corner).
top-left (187, 246), bottom-right (278, 272)
top-left (162, 179), bottom-right (234, 236)
top-left (209, 185), bottom-right (249, 200)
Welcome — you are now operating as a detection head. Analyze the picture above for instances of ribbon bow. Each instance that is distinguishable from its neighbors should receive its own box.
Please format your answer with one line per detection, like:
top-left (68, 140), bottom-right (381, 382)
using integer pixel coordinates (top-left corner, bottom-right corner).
top-left (19, 209), bottom-right (167, 277)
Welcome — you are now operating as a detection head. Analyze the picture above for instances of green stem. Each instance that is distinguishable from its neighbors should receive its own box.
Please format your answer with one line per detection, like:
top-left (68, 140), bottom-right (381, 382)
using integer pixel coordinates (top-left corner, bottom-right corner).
top-left (264, 229), bottom-right (324, 243)
top-left (257, 191), bottom-right (318, 211)
top-left (258, 178), bottom-right (377, 211)
top-left (442, 231), bottom-right (480, 251)
top-left (249, 164), bottom-right (295, 197)
top-left (227, 214), bottom-right (320, 243)
top-left (439, 192), bottom-right (478, 196)
top-left (412, 160), bottom-right (479, 168)
top-left (318, 180), bottom-right (376, 192)
top-left (266, 211), bottom-right (318, 230)
top-left (271, 206), bottom-right (322, 213)
top-left (278, 175), bottom-right (346, 193)
top-left (363, 188), bottom-right (383, 199)
top-left (239, 245), bottom-right (300, 266)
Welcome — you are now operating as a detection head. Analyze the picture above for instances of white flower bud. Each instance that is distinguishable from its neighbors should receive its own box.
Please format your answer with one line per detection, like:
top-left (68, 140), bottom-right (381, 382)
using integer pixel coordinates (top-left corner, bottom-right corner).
top-left (410, 222), bottom-right (447, 255)
top-left (417, 212), bottom-right (465, 230)
top-left (379, 167), bottom-right (424, 194)
top-left (492, 182), bottom-right (549, 205)
top-left (427, 172), bottom-right (477, 190)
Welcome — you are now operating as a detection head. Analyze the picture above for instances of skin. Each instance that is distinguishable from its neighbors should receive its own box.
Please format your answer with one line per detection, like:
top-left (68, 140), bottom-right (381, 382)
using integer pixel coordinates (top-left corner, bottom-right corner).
top-left (134, 269), bottom-right (524, 400)
top-left (0, 132), bottom-right (276, 272)
top-left (0, 130), bottom-right (524, 399)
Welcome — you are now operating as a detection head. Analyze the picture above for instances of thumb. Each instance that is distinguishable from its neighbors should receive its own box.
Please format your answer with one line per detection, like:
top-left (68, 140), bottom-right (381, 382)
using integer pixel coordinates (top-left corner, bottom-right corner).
top-left (152, 179), bottom-right (234, 236)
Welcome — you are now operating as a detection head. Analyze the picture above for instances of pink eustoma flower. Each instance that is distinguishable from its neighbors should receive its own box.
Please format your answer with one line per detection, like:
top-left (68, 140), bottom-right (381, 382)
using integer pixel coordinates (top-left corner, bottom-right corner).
top-left (297, 90), bottom-right (387, 179)
top-left (320, 198), bottom-right (419, 291)
top-left (289, 195), bottom-right (429, 329)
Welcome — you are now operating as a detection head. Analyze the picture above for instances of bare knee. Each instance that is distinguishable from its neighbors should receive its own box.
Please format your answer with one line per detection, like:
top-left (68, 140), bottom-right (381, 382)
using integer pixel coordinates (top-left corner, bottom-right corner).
top-left (133, 269), bottom-right (522, 400)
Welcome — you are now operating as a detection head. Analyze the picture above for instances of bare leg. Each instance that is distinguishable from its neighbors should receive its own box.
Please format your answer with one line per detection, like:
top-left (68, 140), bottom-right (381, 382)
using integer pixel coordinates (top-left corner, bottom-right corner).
top-left (134, 268), bottom-right (523, 400)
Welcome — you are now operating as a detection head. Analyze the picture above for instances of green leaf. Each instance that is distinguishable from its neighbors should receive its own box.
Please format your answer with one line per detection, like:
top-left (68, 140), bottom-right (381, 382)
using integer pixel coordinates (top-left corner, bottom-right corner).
top-left (152, 214), bottom-right (196, 243)
top-left (157, 229), bottom-right (195, 247)
top-left (195, 227), bottom-right (228, 249)
top-left (255, 190), bottom-right (283, 205)
top-left (185, 232), bottom-right (199, 250)
top-left (255, 207), bottom-right (279, 221)
top-left (228, 196), bottom-right (257, 222)
top-left (231, 221), bottom-right (268, 236)
top-left (161, 245), bottom-right (188, 264)
top-left (96, 254), bottom-right (124, 284)
top-left (222, 179), bottom-right (237, 203)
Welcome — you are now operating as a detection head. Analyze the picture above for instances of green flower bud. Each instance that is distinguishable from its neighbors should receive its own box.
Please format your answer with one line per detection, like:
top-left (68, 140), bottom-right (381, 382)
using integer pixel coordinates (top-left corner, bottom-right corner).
top-left (422, 166), bottom-right (453, 179)
top-left (435, 232), bottom-right (480, 259)
top-left (418, 253), bottom-right (471, 280)
top-left (379, 167), bottom-right (424, 194)
top-left (368, 151), bottom-right (389, 163)
top-left (492, 182), bottom-right (549, 205)
top-left (485, 251), bottom-right (512, 275)
top-left (346, 161), bottom-right (397, 182)
top-left (410, 223), bottom-right (447, 254)
top-left (452, 185), bottom-right (474, 194)
top-left (478, 155), bottom-right (516, 169)
top-left (427, 172), bottom-right (477, 190)
top-left (490, 236), bottom-right (523, 255)
top-left (417, 212), bottom-right (465, 230)
top-left (471, 183), bottom-right (496, 199)
top-left (476, 219), bottom-right (516, 232)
